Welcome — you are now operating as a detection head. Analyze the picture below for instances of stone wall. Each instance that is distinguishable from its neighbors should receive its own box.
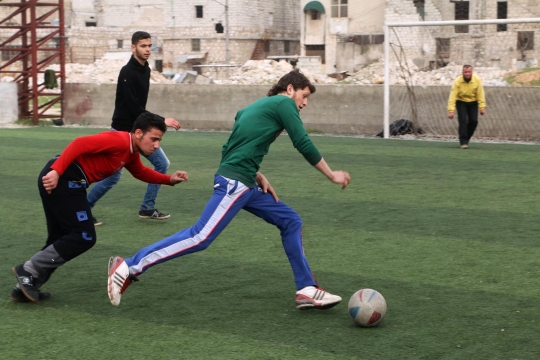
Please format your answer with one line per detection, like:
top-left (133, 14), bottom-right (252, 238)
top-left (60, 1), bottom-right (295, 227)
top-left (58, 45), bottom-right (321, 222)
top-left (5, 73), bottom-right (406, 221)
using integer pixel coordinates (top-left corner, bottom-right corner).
top-left (0, 0), bottom-right (301, 35)
top-left (67, 0), bottom-right (301, 66)
top-left (385, 0), bottom-right (442, 70)
top-left (63, 83), bottom-right (540, 140)
top-left (162, 37), bottom-right (300, 71)
top-left (336, 43), bottom-right (384, 73)
top-left (66, 27), bottom-right (169, 64)
top-left (386, 0), bottom-right (540, 70)
top-left (1, 0), bottom-right (301, 69)
top-left (63, 26), bottom-right (300, 67)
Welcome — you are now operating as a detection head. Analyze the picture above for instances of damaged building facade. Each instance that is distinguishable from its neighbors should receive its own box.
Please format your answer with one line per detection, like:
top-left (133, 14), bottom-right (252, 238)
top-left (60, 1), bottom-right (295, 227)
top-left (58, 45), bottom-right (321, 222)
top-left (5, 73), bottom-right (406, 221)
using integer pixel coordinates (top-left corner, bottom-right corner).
top-left (301, 0), bottom-right (540, 74)
top-left (1, 0), bottom-right (301, 73)
top-left (3, 1), bottom-right (540, 77)
top-left (67, 0), bottom-right (301, 71)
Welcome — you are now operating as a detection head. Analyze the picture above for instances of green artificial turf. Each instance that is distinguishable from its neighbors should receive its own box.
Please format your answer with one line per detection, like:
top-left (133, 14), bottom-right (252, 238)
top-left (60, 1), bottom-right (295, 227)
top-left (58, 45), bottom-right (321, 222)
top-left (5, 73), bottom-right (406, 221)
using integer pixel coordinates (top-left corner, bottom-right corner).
top-left (0, 128), bottom-right (539, 359)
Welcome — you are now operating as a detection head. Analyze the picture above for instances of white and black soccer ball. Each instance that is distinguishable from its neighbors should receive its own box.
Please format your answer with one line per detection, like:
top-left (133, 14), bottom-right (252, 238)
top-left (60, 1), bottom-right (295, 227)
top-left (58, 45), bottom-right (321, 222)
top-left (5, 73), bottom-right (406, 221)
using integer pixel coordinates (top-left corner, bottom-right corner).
top-left (348, 288), bottom-right (387, 327)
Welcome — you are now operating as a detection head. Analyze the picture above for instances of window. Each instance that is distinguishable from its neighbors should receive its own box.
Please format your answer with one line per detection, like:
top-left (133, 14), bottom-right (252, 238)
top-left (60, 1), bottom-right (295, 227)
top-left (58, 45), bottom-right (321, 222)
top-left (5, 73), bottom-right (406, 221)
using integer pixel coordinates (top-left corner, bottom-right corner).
top-left (414, 0), bottom-right (425, 20)
top-left (117, 39), bottom-right (123, 49)
top-left (195, 5), bottom-right (203, 18)
top-left (454, 1), bottom-right (469, 33)
top-left (151, 37), bottom-right (159, 52)
top-left (436, 38), bottom-right (450, 68)
top-left (306, 45), bottom-right (325, 51)
top-left (305, 44), bottom-right (325, 63)
top-left (310, 10), bottom-right (321, 20)
top-left (497, 2), bottom-right (508, 32)
top-left (331, 0), bottom-right (347, 18)
top-left (351, 35), bottom-right (384, 45)
top-left (85, 22), bottom-right (97, 27)
top-left (191, 38), bottom-right (200, 52)
top-left (264, 40), bottom-right (270, 52)
top-left (284, 40), bottom-right (290, 54)
top-left (154, 60), bottom-right (163, 73)
top-left (518, 31), bottom-right (534, 51)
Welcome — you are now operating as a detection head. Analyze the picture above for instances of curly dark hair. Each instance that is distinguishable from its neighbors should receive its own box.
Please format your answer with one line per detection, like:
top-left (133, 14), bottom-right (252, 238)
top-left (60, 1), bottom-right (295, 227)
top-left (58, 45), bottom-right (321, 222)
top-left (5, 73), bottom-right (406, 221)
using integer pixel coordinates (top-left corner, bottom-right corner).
top-left (267, 68), bottom-right (316, 96)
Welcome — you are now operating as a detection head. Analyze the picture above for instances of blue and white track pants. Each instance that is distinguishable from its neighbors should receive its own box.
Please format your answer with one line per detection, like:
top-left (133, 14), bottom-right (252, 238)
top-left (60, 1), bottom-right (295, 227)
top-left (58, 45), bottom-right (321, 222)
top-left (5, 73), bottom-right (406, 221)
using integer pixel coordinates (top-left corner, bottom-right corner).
top-left (125, 175), bottom-right (317, 290)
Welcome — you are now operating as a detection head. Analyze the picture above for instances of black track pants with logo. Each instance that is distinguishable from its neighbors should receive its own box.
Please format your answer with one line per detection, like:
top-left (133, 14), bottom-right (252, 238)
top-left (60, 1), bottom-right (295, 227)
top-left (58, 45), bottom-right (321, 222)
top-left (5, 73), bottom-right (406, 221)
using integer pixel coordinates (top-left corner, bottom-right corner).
top-left (37, 159), bottom-right (96, 267)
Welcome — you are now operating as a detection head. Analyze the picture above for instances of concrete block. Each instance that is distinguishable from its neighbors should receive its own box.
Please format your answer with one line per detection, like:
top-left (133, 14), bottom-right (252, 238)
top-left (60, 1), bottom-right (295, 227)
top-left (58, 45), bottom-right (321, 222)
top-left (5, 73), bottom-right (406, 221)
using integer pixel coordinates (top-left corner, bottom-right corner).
top-left (0, 82), bottom-right (18, 124)
top-left (194, 75), bottom-right (213, 85)
top-left (174, 71), bottom-right (198, 84)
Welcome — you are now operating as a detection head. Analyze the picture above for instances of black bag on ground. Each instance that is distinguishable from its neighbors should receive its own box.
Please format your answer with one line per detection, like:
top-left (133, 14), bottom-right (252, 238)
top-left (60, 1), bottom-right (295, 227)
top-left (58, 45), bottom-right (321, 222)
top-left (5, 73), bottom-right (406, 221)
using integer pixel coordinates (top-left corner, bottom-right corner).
top-left (377, 119), bottom-right (422, 137)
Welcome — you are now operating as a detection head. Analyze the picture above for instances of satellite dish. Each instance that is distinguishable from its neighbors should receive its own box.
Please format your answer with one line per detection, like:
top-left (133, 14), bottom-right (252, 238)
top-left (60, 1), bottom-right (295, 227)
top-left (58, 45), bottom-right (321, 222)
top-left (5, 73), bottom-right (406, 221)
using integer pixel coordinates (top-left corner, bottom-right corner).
top-left (331, 25), bottom-right (342, 34)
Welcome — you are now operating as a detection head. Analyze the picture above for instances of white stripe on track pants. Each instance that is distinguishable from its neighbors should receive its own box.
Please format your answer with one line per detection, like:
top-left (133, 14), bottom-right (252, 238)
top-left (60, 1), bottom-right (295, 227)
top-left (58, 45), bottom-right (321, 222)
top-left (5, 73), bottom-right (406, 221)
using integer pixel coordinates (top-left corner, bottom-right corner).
top-left (125, 175), bottom-right (318, 290)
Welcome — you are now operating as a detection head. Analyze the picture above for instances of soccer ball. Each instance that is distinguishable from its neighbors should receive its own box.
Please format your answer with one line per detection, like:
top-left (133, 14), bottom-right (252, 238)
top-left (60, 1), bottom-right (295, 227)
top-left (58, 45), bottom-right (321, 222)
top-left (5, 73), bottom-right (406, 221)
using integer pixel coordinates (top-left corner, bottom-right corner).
top-left (348, 288), bottom-right (387, 327)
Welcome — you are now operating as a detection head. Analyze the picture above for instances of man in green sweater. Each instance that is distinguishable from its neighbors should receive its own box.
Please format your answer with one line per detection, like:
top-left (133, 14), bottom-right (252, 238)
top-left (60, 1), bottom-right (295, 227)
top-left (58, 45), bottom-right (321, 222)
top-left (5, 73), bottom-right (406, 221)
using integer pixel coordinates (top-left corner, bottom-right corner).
top-left (107, 69), bottom-right (351, 310)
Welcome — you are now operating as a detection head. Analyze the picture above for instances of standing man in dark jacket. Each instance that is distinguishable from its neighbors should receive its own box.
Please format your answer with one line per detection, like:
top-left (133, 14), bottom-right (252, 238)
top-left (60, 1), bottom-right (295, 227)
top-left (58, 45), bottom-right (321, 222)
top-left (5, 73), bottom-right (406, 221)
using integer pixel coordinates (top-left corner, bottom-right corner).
top-left (87, 31), bottom-right (181, 225)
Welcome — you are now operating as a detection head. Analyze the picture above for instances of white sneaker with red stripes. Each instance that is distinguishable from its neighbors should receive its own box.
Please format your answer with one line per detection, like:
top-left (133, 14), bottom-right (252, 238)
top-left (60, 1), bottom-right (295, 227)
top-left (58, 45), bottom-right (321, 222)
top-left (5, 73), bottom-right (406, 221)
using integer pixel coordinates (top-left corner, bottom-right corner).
top-left (295, 286), bottom-right (342, 310)
top-left (108, 256), bottom-right (135, 306)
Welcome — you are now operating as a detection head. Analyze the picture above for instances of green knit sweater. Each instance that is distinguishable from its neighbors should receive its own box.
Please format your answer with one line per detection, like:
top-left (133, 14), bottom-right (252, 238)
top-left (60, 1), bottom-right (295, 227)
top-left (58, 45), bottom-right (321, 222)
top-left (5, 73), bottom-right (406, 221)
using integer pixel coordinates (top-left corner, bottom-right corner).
top-left (217, 95), bottom-right (322, 187)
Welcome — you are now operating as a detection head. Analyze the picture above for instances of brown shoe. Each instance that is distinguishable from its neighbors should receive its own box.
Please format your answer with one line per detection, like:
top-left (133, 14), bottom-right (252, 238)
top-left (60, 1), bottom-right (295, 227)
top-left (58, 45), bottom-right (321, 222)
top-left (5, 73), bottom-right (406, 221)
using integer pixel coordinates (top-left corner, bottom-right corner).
top-left (460, 144), bottom-right (468, 149)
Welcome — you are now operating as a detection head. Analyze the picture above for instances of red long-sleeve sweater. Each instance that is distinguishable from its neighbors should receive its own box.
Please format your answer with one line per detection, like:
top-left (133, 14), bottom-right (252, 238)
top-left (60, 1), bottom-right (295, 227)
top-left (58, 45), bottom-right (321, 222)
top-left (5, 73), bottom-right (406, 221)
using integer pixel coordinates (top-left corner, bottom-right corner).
top-left (50, 131), bottom-right (172, 185)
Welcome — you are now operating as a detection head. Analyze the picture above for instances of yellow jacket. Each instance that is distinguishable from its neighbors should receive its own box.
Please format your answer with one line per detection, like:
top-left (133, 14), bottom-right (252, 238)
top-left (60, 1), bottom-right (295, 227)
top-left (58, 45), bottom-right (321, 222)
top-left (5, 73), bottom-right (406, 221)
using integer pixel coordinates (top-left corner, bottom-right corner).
top-left (447, 74), bottom-right (486, 112)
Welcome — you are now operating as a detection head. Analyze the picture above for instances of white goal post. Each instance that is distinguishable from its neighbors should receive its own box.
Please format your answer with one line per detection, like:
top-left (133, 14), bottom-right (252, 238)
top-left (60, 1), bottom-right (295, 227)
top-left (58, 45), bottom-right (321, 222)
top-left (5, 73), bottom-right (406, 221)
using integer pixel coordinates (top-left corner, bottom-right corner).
top-left (383, 18), bottom-right (540, 139)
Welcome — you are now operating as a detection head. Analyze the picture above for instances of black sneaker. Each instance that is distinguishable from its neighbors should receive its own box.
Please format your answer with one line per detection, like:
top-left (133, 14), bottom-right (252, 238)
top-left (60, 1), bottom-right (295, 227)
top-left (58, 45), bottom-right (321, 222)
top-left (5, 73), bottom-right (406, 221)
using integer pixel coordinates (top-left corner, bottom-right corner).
top-left (10, 287), bottom-right (51, 303)
top-left (138, 209), bottom-right (170, 220)
top-left (93, 217), bottom-right (102, 226)
top-left (12, 264), bottom-right (40, 302)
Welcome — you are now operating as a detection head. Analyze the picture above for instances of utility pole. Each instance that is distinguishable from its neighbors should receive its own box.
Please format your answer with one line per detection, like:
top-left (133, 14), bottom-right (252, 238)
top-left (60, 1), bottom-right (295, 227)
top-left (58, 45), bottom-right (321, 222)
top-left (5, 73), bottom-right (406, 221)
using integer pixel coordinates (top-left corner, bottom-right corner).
top-left (212, 0), bottom-right (230, 63)
top-left (225, 0), bottom-right (230, 63)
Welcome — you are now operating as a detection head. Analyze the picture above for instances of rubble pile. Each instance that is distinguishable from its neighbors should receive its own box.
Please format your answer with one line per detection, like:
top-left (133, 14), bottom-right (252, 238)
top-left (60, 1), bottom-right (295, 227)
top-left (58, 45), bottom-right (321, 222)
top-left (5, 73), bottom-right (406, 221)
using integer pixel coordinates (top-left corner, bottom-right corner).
top-left (216, 59), bottom-right (509, 86)
top-left (348, 60), bottom-right (509, 86)
top-left (49, 59), bottom-right (173, 84)
top-left (213, 60), bottom-right (297, 85)
top-left (0, 57), bottom-right (510, 86)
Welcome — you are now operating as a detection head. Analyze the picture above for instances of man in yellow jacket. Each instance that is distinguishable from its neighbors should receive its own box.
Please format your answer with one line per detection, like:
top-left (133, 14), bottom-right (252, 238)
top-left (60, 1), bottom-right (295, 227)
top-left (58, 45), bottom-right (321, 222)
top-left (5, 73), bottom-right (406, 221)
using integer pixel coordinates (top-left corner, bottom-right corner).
top-left (448, 65), bottom-right (486, 149)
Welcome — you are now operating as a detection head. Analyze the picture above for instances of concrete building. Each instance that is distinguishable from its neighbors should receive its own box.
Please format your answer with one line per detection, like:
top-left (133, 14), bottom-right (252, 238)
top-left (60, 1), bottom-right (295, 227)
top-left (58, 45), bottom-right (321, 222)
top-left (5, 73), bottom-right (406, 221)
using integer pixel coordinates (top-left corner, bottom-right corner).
top-left (300, 0), bottom-right (540, 74)
top-left (1, 0), bottom-right (301, 73)
top-left (67, 0), bottom-right (302, 71)
top-left (300, 0), bottom-right (386, 74)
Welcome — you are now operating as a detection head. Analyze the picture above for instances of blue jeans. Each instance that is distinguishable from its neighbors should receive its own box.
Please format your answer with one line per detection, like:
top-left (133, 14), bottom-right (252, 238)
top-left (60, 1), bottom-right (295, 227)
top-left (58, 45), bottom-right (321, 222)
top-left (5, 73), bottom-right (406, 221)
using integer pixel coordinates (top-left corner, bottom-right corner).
top-left (87, 135), bottom-right (170, 211)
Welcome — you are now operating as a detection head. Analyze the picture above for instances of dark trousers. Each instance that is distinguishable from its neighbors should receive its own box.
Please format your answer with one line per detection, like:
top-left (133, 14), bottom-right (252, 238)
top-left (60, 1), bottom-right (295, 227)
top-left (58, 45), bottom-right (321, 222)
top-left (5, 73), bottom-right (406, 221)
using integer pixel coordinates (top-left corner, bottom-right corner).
top-left (38, 159), bottom-right (96, 263)
top-left (456, 100), bottom-right (479, 145)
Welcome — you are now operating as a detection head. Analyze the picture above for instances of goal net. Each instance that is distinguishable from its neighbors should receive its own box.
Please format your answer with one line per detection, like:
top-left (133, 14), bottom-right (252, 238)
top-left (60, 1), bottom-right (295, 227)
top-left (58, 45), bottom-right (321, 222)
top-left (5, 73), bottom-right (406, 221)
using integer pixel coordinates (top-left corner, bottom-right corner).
top-left (384, 18), bottom-right (540, 141)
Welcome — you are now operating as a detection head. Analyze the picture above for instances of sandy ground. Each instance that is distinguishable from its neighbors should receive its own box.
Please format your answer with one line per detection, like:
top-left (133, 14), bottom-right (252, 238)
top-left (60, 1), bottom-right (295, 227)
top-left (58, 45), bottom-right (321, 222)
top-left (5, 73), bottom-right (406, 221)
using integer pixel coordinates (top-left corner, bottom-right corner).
top-left (515, 70), bottom-right (540, 83)
top-left (503, 68), bottom-right (540, 85)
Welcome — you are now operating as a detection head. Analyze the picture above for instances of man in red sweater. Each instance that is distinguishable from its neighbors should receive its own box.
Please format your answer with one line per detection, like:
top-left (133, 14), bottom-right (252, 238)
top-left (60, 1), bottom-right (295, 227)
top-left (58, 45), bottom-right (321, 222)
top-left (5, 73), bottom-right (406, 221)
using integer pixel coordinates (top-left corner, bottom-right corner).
top-left (11, 112), bottom-right (188, 303)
